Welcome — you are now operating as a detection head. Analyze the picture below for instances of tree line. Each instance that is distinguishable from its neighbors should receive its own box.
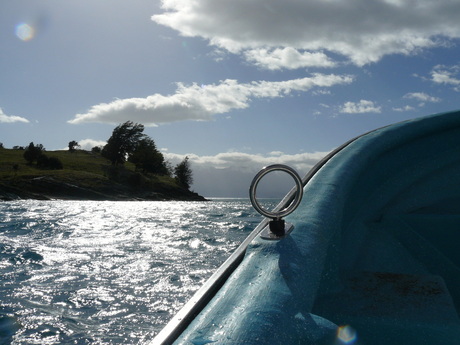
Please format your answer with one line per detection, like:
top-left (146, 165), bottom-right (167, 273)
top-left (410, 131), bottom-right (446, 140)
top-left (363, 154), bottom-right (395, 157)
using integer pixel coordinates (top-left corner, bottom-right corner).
top-left (100, 121), bottom-right (193, 189)
top-left (23, 142), bottom-right (64, 170)
top-left (5, 121), bottom-right (193, 190)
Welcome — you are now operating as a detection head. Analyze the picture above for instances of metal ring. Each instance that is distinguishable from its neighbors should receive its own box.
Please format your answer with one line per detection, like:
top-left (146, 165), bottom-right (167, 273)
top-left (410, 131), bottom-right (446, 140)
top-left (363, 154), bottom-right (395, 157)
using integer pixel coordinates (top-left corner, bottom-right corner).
top-left (249, 164), bottom-right (303, 219)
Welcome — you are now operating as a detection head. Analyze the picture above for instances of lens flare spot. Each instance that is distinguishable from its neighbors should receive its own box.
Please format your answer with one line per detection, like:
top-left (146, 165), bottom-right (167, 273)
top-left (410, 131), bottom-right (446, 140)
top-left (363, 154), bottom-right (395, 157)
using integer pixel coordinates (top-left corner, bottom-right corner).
top-left (337, 325), bottom-right (357, 344)
top-left (16, 23), bottom-right (35, 41)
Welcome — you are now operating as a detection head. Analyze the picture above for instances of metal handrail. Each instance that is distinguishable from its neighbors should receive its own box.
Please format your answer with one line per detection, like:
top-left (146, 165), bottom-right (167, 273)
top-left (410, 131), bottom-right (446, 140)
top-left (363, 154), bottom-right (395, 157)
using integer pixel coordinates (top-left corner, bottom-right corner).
top-left (249, 164), bottom-right (303, 219)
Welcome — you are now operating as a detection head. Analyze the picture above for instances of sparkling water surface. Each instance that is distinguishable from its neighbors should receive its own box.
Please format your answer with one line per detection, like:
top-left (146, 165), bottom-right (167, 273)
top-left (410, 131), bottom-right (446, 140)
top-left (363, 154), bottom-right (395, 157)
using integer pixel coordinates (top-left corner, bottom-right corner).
top-left (0, 199), bottom-right (270, 345)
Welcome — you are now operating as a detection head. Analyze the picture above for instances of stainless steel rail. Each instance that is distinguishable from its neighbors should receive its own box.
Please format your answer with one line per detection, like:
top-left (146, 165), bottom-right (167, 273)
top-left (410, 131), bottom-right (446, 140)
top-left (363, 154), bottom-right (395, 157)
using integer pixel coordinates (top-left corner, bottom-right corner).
top-left (249, 164), bottom-right (303, 219)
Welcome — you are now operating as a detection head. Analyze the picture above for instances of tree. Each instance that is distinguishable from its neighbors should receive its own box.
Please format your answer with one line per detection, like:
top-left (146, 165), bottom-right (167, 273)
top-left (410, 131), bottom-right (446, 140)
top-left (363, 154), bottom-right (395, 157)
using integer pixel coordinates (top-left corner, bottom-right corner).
top-left (36, 154), bottom-right (48, 168)
top-left (47, 156), bottom-right (64, 170)
top-left (174, 156), bottom-right (193, 190)
top-left (91, 146), bottom-right (102, 154)
top-left (37, 154), bottom-right (63, 170)
top-left (68, 140), bottom-right (80, 153)
top-left (128, 137), bottom-right (168, 175)
top-left (164, 160), bottom-right (174, 177)
top-left (23, 142), bottom-right (44, 164)
top-left (102, 121), bottom-right (145, 165)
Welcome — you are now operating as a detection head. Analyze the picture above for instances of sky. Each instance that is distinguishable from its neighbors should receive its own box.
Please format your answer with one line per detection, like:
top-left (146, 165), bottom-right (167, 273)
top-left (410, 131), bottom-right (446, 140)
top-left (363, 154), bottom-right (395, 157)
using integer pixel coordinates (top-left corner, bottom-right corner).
top-left (2, 0), bottom-right (460, 197)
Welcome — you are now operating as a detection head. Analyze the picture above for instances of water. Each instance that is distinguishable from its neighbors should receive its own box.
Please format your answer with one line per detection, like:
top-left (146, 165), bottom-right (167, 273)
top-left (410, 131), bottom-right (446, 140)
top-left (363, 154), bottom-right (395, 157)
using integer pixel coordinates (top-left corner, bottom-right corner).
top-left (0, 199), bottom-right (271, 345)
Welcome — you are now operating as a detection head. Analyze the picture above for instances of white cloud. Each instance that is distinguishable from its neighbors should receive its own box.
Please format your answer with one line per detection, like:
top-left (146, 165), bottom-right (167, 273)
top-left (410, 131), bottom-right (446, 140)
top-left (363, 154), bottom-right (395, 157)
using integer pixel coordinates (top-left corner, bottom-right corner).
top-left (77, 139), bottom-right (107, 151)
top-left (269, 151), bottom-right (285, 157)
top-left (393, 105), bottom-right (415, 112)
top-left (244, 47), bottom-right (337, 70)
top-left (0, 108), bottom-right (29, 124)
top-left (164, 150), bottom-right (329, 197)
top-left (313, 90), bottom-right (332, 96)
top-left (68, 75), bottom-right (353, 125)
top-left (403, 92), bottom-right (441, 103)
top-left (165, 150), bottom-right (328, 174)
top-left (430, 65), bottom-right (460, 91)
top-left (340, 100), bottom-right (381, 114)
top-left (152, 0), bottom-right (460, 67)
top-left (402, 92), bottom-right (441, 107)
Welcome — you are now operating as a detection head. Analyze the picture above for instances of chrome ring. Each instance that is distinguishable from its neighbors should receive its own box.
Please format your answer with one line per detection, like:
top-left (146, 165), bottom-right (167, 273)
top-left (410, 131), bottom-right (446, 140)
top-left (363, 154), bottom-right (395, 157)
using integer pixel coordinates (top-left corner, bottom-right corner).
top-left (249, 164), bottom-right (303, 219)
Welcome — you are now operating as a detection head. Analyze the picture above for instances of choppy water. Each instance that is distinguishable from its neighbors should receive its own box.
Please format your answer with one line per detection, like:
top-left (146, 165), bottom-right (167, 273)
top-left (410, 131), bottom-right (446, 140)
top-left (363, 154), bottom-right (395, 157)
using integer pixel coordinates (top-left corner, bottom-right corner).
top-left (0, 199), bottom-right (269, 345)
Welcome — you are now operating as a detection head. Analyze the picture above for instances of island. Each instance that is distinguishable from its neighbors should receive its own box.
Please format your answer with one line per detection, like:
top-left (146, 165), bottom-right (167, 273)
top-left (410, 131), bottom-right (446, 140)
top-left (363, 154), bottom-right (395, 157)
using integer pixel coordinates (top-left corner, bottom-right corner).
top-left (0, 147), bottom-right (206, 202)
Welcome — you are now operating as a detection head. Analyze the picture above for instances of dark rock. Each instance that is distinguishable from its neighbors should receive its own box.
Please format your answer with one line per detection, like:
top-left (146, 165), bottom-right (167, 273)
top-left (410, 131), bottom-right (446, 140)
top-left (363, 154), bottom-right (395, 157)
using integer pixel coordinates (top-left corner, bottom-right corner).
top-left (0, 176), bottom-right (207, 202)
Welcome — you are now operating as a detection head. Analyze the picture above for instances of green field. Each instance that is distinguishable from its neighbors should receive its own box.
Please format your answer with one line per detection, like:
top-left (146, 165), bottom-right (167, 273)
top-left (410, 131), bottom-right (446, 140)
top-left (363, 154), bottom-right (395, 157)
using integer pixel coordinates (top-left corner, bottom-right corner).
top-left (1, 148), bottom-right (125, 186)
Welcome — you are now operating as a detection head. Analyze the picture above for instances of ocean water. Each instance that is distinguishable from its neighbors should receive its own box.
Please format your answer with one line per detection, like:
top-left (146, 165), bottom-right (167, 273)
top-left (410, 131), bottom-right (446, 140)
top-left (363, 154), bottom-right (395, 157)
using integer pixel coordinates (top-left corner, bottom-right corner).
top-left (0, 199), bottom-right (272, 345)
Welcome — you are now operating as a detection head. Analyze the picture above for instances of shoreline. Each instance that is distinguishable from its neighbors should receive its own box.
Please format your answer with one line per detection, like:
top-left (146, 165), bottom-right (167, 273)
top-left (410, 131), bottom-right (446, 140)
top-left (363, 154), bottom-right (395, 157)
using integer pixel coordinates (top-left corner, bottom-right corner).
top-left (0, 176), bottom-right (207, 202)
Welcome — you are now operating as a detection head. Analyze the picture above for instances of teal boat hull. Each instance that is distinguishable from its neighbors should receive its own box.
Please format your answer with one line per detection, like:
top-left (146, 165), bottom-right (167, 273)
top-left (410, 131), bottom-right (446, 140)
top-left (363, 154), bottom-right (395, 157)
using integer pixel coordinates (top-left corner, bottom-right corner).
top-left (152, 110), bottom-right (460, 345)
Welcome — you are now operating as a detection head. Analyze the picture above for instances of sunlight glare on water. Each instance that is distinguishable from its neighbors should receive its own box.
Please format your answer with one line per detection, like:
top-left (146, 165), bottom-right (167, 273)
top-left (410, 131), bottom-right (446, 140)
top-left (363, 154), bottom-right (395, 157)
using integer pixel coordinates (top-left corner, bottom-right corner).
top-left (0, 199), bottom-right (260, 344)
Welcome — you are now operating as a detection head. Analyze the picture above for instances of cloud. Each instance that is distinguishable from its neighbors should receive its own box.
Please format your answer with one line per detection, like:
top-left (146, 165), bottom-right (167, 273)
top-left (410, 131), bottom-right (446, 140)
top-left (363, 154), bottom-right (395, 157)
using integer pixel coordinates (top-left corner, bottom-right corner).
top-left (244, 47), bottom-right (337, 70)
top-left (68, 74), bottom-right (353, 125)
top-left (403, 92), bottom-right (441, 103)
top-left (393, 105), bottom-right (415, 112)
top-left (340, 100), bottom-right (381, 114)
top-left (77, 139), bottom-right (107, 151)
top-left (430, 65), bottom-right (460, 91)
top-left (152, 0), bottom-right (460, 67)
top-left (164, 150), bottom-right (329, 197)
top-left (165, 150), bottom-right (328, 175)
top-left (0, 108), bottom-right (29, 124)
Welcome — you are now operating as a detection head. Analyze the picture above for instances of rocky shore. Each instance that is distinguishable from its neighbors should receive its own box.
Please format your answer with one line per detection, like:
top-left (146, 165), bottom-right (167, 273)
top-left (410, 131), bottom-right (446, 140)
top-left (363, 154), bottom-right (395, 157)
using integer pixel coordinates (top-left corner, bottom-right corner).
top-left (0, 176), bottom-right (207, 202)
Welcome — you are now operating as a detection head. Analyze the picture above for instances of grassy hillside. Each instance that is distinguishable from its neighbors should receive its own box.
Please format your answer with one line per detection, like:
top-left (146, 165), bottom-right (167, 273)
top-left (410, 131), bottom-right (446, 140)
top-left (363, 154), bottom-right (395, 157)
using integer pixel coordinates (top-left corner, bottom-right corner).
top-left (0, 148), bottom-right (205, 201)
